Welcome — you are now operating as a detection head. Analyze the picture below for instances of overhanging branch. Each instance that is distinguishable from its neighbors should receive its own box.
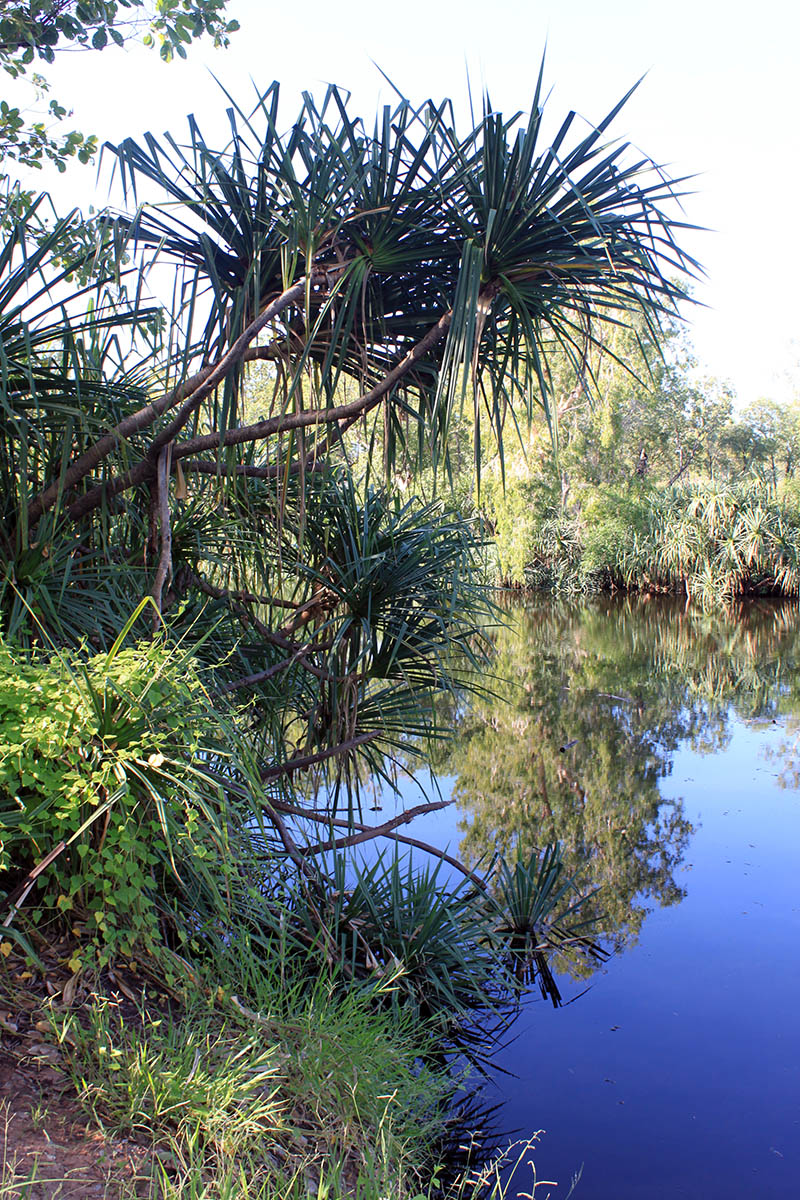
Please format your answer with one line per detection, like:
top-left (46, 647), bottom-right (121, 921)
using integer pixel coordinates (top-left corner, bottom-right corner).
top-left (28, 274), bottom-right (317, 527)
top-left (65, 307), bottom-right (454, 522)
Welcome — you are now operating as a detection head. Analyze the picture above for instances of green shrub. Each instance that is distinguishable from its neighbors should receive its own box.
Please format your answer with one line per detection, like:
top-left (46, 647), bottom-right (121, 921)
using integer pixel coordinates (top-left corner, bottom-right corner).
top-left (649, 481), bottom-right (800, 603)
top-left (491, 479), bottom-right (800, 605)
top-left (0, 635), bottom-right (236, 970)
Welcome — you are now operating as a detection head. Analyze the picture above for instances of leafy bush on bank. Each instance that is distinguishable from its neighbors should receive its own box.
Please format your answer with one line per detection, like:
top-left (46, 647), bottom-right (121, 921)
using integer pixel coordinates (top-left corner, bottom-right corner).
top-left (489, 479), bottom-right (800, 605)
top-left (0, 624), bottom-right (599, 1023)
top-left (1, 622), bottom-right (591, 1194)
top-left (0, 631), bottom-right (245, 973)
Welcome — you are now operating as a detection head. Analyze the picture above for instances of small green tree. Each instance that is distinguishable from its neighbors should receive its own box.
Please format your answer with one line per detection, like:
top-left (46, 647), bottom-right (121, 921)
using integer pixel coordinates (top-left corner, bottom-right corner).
top-left (1, 0), bottom-right (239, 175)
top-left (1, 69), bottom-right (696, 965)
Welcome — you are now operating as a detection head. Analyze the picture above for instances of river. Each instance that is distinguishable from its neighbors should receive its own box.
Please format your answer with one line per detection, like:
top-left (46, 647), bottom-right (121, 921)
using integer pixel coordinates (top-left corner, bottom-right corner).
top-left (362, 596), bottom-right (800, 1199)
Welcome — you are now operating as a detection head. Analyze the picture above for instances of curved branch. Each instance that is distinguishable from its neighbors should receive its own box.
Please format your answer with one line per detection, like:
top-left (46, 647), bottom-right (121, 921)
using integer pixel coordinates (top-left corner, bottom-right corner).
top-left (275, 799), bottom-right (488, 889)
top-left (174, 309), bottom-right (453, 460)
top-left (148, 273), bottom-right (326, 455)
top-left (260, 732), bottom-right (379, 781)
top-left (300, 799), bottom-right (452, 853)
top-left (186, 571), bottom-right (340, 683)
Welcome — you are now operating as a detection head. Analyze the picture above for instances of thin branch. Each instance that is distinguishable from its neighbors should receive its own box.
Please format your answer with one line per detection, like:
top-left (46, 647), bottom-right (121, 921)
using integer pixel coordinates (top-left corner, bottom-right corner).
top-left (262, 799), bottom-right (317, 883)
top-left (300, 799), bottom-right (452, 853)
top-left (667, 452), bottom-right (697, 488)
top-left (380, 830), bottom-right (488, 889)
top-left (187, 571), bottom-right (340, 683)
top-left (254, 799), bottom-right (356, 973)
top-left (260, 732), bottom-right (379, 781)
top-left (227, 591), bottom-right (301, 610)
top-left (277, 799), bottom-right (487, 888)
top-left (150, 444), bottom-right (173, 625)
top-left (180, 458), bottom-right (327, 481)
top-left (215, 645), bottom-right (320, 695)
top-left (148, 274), bottom-right (327, 456)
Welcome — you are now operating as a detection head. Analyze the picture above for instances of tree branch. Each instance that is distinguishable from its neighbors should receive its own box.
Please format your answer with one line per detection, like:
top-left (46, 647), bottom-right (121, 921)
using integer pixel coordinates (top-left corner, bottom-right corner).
top-left (667, 451), bottom-right (697, 488)
top-left (300, 799), bottom-right (451, 853)
top-left (276, 799), bottom-right (487, 888)
top-left (215, 640), bottom-right (337, 695)
top-left (30, 275), bottom-right (316, 526)
top-left (65, 307), bottom-right (453, 522)
top-left (186, 571), bottom-right (339, 683)
top-left (174, 309), bottom-right (453, 460)
top-left (148, 274), bottom-right (326, 456)
top-left (150, 444), bottom-right (173, 626)
top-left (180, 454), bottom-right (329, 481)
top-left (260, 732), bottom-right (379, 781)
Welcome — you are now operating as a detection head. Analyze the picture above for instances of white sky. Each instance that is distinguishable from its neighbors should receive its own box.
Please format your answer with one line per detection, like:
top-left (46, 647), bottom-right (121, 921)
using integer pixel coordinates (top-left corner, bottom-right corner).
top-left (17, 0), bottom-right (800, 407)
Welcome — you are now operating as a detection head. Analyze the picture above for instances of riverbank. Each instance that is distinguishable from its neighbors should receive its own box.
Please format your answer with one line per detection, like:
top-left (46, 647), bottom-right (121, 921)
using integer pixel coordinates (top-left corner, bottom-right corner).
top-left (489, 478), bottom-right (800, 607)
top-left (0, 630), bottom-right (581, 1199)
top-left (0, 936), bottom-right (520, 1199)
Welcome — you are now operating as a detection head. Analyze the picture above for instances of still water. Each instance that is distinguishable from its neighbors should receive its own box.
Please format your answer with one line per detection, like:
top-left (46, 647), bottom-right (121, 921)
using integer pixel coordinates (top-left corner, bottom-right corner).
top-left (373, 597), bottom-right (800, 1199)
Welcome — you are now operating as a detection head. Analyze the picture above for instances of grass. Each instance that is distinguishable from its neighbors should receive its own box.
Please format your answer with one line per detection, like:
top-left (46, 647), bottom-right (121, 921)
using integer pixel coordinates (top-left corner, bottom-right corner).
top-left (1, 992), bottom-right (546, 1198)
top-left (0, 1127), bottom-right (553, 1200)
top-left (1, 830), bottom-right (597, 1197)
top-left (2, 937), bottom-right (523, 1200)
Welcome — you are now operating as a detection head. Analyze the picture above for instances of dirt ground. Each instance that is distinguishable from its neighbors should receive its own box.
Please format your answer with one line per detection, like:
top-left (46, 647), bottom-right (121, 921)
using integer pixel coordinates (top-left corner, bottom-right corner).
top-left (0, 949), bottom-right (159, 1200)
top-left (0, 1041), bottom-right (156, 1200)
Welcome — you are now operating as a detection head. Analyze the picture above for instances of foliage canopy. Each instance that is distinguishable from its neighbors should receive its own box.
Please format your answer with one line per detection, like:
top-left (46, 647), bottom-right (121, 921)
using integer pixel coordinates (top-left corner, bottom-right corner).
top-left (0, 0), bottom-right (239, 175)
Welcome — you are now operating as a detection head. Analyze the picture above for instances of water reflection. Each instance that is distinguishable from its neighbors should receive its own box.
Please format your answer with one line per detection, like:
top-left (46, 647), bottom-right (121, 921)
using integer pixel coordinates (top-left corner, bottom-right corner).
top-left (435, 596), bottom-right (800, 978)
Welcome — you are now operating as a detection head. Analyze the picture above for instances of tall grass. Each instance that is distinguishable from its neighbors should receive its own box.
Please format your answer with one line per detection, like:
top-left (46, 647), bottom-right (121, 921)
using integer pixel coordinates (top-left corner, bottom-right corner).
top-left (17, 942), bottom-right (541, 1200)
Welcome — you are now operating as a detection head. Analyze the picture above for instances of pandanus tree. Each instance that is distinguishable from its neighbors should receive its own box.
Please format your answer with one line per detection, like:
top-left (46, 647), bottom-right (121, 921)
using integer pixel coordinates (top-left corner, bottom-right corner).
top-left (1, 71), bottom-right (697, 981)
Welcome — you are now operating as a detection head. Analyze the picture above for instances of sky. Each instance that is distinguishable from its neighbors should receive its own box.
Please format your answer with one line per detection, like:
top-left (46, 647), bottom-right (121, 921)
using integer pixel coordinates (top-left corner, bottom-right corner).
top-left (21, 0), bottom-right (800, 408)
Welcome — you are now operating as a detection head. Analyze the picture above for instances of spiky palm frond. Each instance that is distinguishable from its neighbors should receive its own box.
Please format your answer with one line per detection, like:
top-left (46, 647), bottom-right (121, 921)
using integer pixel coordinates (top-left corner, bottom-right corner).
top-left (91, 69), bottom-right (695, 492)
top-left (1, 70), bottom-right (697, 682)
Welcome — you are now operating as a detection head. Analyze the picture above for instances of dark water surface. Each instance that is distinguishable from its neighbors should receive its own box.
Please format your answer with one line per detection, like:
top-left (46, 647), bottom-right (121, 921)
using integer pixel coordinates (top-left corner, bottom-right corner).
top-left (373, 598), bottom-right (800, 1198)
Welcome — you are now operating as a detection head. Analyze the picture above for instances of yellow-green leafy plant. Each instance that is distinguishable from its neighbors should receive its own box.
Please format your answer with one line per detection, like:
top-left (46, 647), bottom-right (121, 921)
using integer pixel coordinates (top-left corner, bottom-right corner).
top-left (0, 628), bottom-right (237, 972)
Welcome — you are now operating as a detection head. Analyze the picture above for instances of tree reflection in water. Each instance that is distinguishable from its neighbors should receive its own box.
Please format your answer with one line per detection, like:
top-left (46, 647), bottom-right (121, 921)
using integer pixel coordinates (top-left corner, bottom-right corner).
top-left (435, 595), bottom-right (800, 984)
